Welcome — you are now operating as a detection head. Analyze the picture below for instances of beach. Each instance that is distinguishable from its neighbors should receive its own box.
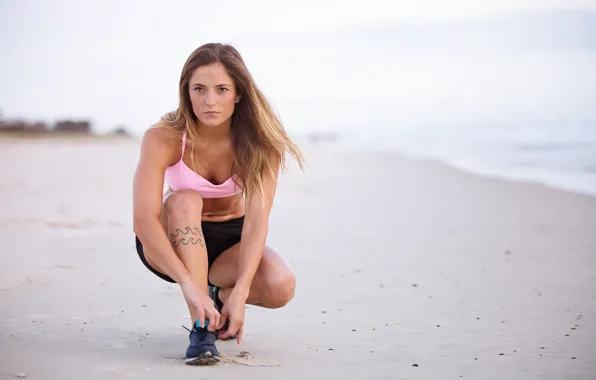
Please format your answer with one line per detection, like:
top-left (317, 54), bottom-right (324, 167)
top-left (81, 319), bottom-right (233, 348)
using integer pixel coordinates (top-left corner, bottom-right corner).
top-left (1, 136), bottom-right (595, 380)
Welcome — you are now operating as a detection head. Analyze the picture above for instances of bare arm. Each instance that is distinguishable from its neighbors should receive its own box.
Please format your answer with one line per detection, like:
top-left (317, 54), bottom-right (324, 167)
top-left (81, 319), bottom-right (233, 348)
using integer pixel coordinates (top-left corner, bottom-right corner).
top-left (132, 128), bottom-right (191, 284)
top-left (234, 158), bottom-right (281, 297)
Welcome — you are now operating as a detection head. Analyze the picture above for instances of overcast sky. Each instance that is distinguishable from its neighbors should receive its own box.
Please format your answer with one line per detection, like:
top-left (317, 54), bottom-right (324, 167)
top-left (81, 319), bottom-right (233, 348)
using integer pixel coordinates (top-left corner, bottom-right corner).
top-left (1, 0), bottom-right (595, 135)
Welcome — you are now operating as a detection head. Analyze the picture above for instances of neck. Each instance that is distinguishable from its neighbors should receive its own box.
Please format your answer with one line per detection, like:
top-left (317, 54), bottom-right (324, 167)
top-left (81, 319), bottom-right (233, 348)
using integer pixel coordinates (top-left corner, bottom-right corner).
top-left (194, 119), bottom-right (232, 142)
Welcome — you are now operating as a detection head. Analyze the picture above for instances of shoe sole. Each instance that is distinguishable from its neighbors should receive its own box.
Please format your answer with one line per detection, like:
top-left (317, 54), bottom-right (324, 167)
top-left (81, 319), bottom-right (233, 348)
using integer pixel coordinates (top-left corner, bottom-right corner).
top-left (185, 353), bottom-right (220, 365)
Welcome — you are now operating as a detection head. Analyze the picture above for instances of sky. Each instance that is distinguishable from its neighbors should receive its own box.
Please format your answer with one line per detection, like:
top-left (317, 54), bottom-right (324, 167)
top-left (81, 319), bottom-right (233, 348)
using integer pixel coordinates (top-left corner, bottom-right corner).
top-left (1, 0), bottom-right (596, 135)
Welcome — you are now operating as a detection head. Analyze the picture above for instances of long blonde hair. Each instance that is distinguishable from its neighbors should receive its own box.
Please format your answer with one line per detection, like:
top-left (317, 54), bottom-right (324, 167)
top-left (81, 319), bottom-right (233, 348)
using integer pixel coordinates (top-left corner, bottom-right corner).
top-left (158, 43), bottom-right (305, 201)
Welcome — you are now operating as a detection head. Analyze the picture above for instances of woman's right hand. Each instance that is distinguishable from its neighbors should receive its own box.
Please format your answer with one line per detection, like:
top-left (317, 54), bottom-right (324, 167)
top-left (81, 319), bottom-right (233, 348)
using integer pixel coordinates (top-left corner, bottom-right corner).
top-left (179, 278), bottom-right (220, 332)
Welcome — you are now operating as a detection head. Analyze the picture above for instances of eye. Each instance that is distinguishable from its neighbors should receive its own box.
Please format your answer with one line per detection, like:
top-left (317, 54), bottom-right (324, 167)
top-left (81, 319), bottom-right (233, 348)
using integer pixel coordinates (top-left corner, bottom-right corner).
top-left (219, 88), bottom-right (229, 92)
top-left (193, 87), bottom-right (204, 92)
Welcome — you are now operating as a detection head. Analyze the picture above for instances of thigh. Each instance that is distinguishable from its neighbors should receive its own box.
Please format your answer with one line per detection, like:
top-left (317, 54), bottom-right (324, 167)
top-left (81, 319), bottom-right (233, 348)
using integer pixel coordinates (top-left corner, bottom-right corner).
top-left (208, 243), bottom-right (292, 288)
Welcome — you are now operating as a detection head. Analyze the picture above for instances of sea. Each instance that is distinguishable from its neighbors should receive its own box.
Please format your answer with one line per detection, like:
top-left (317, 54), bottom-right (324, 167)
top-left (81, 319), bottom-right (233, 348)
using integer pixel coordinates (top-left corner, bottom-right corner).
top-left (324, 123), bottom-right (596, 197)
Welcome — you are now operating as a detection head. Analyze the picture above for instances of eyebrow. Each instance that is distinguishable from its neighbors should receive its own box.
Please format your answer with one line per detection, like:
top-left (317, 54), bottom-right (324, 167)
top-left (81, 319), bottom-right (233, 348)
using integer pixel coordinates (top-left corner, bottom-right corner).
top-left (191, 83), bottom-right (231, 87)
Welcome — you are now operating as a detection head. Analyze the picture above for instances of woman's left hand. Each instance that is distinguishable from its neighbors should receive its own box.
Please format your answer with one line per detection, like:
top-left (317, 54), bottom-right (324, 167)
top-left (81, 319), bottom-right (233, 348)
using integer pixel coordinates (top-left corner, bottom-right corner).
top-left (217, 289), bottom-right (247, 343)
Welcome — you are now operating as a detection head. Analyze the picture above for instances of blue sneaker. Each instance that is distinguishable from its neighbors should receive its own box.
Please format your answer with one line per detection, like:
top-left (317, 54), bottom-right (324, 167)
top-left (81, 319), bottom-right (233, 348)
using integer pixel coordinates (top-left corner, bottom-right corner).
top-left (184, 320), bottom-right (219, 365)
top-left (209, 286), bottom-right (238, 341)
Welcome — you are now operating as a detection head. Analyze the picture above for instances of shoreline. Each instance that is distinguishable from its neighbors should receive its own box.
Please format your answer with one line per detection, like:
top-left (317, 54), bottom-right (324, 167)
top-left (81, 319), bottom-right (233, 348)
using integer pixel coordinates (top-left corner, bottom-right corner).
top-left (2, 132), bottom-right (595, 200)
top-left (295, 135), bottom-right (596, 201)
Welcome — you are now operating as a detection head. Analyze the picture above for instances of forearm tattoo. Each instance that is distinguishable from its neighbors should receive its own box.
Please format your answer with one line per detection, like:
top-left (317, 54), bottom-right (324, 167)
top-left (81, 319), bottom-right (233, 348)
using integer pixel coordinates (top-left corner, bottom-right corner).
top-left (169, 227), bottom-right (205, 248)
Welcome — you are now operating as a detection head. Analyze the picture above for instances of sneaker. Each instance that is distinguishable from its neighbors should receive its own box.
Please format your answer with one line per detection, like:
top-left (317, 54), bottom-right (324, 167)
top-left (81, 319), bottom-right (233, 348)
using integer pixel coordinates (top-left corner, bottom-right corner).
top-left (184, 320), bottom-right (220, 365)
top-left (209, 285), bottom-right (238, 341)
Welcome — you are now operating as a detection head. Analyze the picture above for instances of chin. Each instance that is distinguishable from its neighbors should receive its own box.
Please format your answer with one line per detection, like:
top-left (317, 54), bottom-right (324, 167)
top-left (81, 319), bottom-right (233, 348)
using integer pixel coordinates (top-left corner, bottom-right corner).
top-left (198, 117), bottom-right (222, 127)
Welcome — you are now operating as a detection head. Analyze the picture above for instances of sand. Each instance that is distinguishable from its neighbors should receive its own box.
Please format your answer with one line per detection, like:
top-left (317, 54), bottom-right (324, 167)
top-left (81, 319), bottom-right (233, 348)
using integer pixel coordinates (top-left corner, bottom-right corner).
top-left (1, 136), bottom-right (595, 379)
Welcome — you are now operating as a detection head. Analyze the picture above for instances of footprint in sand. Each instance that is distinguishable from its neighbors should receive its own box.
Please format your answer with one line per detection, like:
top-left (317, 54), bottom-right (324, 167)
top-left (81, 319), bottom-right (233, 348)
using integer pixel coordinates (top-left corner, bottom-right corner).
top-left (219, 351), bottom-right (280, 367)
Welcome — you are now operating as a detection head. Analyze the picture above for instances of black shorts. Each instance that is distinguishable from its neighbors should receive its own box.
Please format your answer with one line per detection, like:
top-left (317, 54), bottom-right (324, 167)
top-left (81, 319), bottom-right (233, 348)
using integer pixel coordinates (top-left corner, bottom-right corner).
top-left (135, 216), bottom-right (244, 283)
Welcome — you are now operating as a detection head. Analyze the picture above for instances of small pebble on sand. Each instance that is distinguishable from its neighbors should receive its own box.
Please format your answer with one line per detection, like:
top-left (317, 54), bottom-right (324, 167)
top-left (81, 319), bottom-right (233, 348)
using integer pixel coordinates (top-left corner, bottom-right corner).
top-left (15, 374), bottom-right (26, 378)
top-left (372, 326), bottom-right (377, 330)
top-left (412, 364), bottom-right (418, 367)
top-left (499, 353), bottom-right (504, 356)
top-left (572, 357), bottom-right (577, 360)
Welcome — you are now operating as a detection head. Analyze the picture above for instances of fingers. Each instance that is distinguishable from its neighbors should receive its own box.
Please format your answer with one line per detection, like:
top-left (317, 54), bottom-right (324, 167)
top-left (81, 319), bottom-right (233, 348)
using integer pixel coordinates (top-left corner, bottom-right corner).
top-left (237, 323), bottom-right (244, 344)
top-left (219, 319), bottom-right (237, 340)
top-left (196, 306), bottom-right (206, 330)
top-left (205, 307), bottom-right (220, 332)
top-left (212, 308), bottom-right (221, 332)
top-left (217, 309), bottom-right (229, 330)
top-left (220, 318), bottom-right (243, 341)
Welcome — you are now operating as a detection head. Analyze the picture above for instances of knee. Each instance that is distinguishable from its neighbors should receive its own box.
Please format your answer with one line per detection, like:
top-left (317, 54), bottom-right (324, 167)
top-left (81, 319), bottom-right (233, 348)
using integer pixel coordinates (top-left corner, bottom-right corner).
top-left (263, 271), bottom-right (296, 309)
top-left (164, 189), bottom-right (203, 217)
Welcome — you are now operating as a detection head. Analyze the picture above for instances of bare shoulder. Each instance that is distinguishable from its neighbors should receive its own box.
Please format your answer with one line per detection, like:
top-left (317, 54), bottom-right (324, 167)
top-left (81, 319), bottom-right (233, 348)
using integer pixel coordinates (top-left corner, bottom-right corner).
top-left (140, 123), bottom-right (182, 167)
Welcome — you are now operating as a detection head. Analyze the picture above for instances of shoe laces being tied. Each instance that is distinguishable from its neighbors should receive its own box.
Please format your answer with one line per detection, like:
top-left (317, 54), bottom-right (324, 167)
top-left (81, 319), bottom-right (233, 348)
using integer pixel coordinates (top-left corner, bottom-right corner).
top-left (183, 324), bottom-right (216, 346)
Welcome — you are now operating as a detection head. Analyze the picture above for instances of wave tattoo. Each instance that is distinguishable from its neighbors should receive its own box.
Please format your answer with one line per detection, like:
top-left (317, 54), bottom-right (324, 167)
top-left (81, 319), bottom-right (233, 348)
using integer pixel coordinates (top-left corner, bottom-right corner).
top-left (169, 227), bottom-right (205, 248)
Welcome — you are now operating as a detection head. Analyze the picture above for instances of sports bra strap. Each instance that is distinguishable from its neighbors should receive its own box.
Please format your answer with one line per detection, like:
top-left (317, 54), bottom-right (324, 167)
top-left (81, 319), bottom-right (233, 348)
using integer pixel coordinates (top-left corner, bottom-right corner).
top-left (180, 131), bottom-right (187, 160)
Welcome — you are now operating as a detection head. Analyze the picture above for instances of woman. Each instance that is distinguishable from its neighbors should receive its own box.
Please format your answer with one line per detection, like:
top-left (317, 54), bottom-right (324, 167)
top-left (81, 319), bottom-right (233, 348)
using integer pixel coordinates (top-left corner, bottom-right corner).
top-left (132, 43), bottom-right (305, 365)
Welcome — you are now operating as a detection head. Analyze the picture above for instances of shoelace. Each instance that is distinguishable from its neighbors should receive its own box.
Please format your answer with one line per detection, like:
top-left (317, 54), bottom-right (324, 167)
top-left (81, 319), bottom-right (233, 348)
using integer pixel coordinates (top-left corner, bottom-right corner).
top-left (182, 325), bottom-right (215, 345)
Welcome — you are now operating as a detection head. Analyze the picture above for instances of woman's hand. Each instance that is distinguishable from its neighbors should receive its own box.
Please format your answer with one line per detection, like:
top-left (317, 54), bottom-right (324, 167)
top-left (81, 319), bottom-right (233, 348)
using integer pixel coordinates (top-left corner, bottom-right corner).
top-left (179, 278), bottom-right (220, 332)
top-left (217, 289), bottom-right (247, 343)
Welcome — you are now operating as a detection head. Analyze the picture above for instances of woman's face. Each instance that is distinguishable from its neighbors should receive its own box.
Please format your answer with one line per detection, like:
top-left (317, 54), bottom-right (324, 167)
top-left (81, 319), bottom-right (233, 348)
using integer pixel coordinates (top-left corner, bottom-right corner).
top-left (188, 62), bottom-right (239, 128)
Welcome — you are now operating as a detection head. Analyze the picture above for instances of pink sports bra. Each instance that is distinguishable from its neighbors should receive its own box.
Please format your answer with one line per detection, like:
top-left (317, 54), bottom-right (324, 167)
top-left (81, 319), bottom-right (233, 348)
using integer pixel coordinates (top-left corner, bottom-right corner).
top-left (164, 132), bottom-right (242, 198)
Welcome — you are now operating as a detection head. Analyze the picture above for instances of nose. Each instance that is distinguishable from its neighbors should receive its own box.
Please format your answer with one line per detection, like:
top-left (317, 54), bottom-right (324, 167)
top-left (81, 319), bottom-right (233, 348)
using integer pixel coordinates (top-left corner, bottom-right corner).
top-left (205, 91), bottom-right (216, 106)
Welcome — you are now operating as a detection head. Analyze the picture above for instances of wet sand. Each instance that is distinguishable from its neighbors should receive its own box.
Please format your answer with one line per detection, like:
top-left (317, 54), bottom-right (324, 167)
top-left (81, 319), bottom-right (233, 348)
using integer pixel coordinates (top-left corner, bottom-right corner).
top-left (1, 137), bottom-right (595, 379)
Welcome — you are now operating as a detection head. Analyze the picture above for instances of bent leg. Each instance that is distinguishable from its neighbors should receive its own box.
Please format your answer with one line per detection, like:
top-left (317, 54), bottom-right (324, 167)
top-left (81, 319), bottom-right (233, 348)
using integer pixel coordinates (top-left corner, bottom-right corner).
top-left (142, 189), bottom-right (210, 323)
top-left (208, 244), bottom-right (296, 309)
